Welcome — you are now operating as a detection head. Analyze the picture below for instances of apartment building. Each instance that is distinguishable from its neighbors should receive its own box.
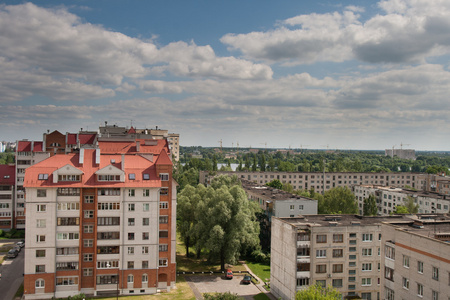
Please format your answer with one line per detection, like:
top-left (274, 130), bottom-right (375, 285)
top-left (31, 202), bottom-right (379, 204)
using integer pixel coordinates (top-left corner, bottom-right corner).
top-left (200, 171), bottom-right (442, 194)
top-left (385, 149), bottom-right (416, 160)
top-left (354, 185), bottom-right (450, 215)
top-left (271, 215), bottom-right (389, 300)
top-left (23, 139), bottom-right (176, 299)
top-left (0, 164), bottom-right (15, 229)
top-left (381, 215), bottom-right (450, 300)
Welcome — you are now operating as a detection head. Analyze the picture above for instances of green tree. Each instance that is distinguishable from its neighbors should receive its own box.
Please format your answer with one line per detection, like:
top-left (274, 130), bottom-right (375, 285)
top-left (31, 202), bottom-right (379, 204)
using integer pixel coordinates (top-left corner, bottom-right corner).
top-left (394, 205), bottom-right (409, 214)
top-left (266, 179), bottom-right (283, 190)
top-left (363, 195), bottom-right (378, 216)
top-left (204, 292), bottom-right (243, 300)
top-left (260, 154), bottom-right (266, 171)
top-left (319, 186), bottom-right (357, 214)
top-left (295, 283), bottom-right (342, 300)
top-left (394, 196), bottom-right (419, 214)
top-left (196, 175), bottom-right (260, 270)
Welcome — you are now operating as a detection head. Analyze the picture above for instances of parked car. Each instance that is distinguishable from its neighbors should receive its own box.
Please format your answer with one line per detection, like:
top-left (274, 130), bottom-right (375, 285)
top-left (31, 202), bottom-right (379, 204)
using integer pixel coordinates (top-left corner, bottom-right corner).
top-left (242, 275), bottom-right (252, 284)
top-left (225, 269), bottom-right (233, 279)
top-left (7, 248), bottom-right (18, 258)
top-left (16, 241), bottom-right (25, 248)
top-left (13, 245), bottom-right (21, 253)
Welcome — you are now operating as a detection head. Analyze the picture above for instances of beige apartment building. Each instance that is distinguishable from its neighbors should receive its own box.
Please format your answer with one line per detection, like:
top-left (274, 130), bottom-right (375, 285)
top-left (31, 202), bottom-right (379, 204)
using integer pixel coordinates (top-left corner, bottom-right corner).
top-left (354, 185), bottom-right (450, 215)
top-left (381, 216), bottom-right (450, 300)
top-left (200, 171), bottom-right (447, 194)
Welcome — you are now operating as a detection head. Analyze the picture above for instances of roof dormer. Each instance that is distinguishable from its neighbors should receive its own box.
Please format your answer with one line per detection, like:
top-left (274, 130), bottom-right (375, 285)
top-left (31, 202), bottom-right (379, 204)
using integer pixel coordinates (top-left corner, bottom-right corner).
top-left (95, 164), bottom-right (125, 182)
top-left (52, 164), bottom-right (84, 183)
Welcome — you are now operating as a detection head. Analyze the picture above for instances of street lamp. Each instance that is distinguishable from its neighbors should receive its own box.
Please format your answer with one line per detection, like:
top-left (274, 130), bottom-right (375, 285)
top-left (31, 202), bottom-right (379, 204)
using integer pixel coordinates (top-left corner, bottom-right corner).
top-left (106, 263), bottom-right (119, 300)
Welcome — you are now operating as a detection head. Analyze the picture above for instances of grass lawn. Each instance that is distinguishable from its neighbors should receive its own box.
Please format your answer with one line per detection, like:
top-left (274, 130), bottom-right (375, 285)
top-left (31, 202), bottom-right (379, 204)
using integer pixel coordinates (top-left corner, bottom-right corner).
top-left (245, 262), bottom-right (270, 283)
top-left (253, 293), bottom-right (271, 300)
top-left (96, 276), bottom-right (195, 300)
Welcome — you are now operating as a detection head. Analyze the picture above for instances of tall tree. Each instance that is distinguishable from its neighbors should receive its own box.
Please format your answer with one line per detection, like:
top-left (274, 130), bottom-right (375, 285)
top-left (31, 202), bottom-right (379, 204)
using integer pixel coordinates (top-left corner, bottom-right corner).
top-left (363, 194), bottom-right (378, 216)
top-left (197, 175), bottom-right (260, 270)
top-left (295, 283), bottom-right (342, 300)
top-left (319, 186), bottom-right (358, 214)
top-left (266, 179), bottom-right (283, 190)
top-left (394, 196), bottom-right (419, 214)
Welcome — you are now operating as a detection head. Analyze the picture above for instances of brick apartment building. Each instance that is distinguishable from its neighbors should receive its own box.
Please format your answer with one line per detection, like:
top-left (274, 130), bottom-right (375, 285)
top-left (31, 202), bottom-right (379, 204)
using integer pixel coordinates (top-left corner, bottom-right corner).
top-left (23, 138), bottom-right (176, 299)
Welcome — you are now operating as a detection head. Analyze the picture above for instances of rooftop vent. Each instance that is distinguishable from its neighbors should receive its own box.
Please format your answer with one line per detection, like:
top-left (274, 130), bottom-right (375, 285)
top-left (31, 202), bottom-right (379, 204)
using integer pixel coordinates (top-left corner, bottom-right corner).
top-left (111, 159), bottom-right (115, 164)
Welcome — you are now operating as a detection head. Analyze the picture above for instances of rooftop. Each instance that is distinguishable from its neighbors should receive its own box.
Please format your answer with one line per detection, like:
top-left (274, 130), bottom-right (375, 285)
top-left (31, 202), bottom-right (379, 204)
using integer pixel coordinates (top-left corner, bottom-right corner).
top-left (240, 179), bottom-right (316, 202)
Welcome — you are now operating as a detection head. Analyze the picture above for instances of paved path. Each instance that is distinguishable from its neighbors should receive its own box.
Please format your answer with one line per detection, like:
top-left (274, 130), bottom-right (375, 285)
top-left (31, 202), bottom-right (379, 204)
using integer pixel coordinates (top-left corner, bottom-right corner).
top-left (0, 240), bottom-right (24, 300)
top-left (242, 264), bottom-right (277, 300)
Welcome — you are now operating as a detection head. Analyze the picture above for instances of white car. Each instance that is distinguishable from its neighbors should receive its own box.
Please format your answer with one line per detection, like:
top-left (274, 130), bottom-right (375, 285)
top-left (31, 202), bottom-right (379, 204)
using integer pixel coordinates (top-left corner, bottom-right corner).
top-left (16, 241), bottom-right (24, 248)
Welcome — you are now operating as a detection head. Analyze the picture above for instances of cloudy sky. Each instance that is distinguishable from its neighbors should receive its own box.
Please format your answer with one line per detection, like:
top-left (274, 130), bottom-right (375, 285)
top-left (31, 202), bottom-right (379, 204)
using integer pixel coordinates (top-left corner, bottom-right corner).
top-left (1, 0), bottom-right (450, 150)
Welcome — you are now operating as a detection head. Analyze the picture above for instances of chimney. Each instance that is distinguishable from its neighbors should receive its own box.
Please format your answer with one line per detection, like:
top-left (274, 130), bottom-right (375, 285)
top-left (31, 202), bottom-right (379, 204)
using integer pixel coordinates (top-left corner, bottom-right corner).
top-left (136, 141), bottom-right (140, 152)
top-left (121, 154), bottom-right (125, 170)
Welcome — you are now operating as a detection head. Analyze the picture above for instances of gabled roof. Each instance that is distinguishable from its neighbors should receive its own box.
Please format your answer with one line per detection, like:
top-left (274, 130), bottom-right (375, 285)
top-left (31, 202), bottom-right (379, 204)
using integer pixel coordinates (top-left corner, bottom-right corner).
top-left (79, 133), bottom-right (97, 145)
top-left (0, 165), bottom-right (15, 185)
top-left (17, 141), bottom-right (43, 152)
top-left (128, 127), bottom-right (136, 134)
top-left (156, 149), bottom-right (172, 166)
top-left (67, 133), bottom-right (77, 145)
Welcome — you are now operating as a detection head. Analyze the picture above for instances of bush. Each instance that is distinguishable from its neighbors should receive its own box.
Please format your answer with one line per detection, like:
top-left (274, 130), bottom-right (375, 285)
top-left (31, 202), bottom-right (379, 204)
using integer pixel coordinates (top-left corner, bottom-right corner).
top-left (251, 250), bottom-right (270, 264)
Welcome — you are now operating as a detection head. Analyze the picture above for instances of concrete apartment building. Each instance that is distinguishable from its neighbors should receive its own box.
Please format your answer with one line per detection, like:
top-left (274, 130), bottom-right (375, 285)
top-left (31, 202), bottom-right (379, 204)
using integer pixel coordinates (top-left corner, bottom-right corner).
top-left (385, 149), bottom-right (416, 160)
top-left (241, 179), bottom-right (318, 220)
top-left (354, 185), bottom-right (450, 215)
top-left (271, 215), bottom-right (387, 300)
top-left (23, 138), bottom-right (176, 299)
top-left (0, 164), bottom-right (15, 229)
top-left (200, 171), bottom-right (445, 195)
top-left (381, 215), bottom-right (450, 300)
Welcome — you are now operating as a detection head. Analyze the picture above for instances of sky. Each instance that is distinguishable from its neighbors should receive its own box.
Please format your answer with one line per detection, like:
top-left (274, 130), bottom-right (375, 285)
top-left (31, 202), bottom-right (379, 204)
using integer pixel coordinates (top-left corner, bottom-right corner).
top-left (1, 0), bottom-right (450, 151)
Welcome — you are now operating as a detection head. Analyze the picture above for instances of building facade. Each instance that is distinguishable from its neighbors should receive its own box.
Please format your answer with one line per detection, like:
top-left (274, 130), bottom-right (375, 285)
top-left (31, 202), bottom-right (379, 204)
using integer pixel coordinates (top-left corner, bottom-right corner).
top-left (381, 216), bottom-right (450, 300)
top-left (0, 164), bottom-right (15, 229)
top-left (23, 139), bottom-right (176, 299)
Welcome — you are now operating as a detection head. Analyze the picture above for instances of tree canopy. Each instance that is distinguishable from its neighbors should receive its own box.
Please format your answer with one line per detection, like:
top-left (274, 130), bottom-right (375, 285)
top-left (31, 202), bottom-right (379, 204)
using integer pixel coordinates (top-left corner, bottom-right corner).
top-left (363, 195), bottom-right (378, 216)
top-left (319, 186), bottom-right (358, 214)
top-left (295, 284), bottom-right (342, 300)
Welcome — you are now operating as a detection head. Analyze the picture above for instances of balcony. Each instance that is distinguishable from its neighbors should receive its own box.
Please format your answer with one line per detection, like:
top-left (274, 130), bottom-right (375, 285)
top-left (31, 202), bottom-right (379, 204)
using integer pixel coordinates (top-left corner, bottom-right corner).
top-left (297, 240), bottom-right (310, 247)
top-left (297, 271), bottom-right (310, 278)
top-left (297, 256), bottom-right (310, 263)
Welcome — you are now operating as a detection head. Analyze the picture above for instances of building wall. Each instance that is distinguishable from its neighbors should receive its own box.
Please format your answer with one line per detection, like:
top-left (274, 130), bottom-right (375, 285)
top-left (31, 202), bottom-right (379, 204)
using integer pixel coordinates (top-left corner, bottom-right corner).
top-left (381, 223), bottom-right (450, 300)
top-left (274, 200), bottom-right (317, 218)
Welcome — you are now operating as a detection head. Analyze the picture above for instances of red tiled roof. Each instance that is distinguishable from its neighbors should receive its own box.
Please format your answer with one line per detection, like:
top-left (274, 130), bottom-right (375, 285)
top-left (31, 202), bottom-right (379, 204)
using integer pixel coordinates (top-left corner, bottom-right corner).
top-left (98, 139), bottom-right (169, 155)
top-left (33, 141), bottom-right (43, 152)
top-left (79, 134), bottom-right (97, 145)
top-left (67, 133), bottom-right (77, 145)
top-left (156, 150), bottom-right (173, 166)
top-left (0, 165), bottom-right (15, 185)
top-left (128, 127), bottom-right (136, 134)
top-left (24, 149), bottom-right (163, 188)
top-left (17, 141), bottom-right (31, 152)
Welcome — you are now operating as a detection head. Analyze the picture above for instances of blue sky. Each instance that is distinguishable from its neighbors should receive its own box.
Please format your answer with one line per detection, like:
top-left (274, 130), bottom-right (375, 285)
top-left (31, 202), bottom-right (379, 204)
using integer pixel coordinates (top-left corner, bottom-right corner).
top-left (1, 0), bottom-right (450, 150)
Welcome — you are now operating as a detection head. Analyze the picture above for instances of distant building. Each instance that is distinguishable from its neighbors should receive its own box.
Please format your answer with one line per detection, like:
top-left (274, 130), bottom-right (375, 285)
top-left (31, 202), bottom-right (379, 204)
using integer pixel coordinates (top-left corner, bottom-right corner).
top-left (0, 164), bottom-right (15, 229)
top-left (385, 149), bottom-right (416, 160)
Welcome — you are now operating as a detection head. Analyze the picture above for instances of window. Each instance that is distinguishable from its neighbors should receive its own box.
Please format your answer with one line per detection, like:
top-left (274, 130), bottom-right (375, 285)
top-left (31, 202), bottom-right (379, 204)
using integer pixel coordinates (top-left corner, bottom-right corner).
top-left (84, 239), bottom-right (94, 247)
top-left (38, 174), bottom-right (48, 180)
top-left (362, 233), bottom-right (373, 241)
top-left (57, 188), bottom-right (80, 196)
top-left (418, 261), bottom-right (423, 273)
top-left (128, 247), bottom-right (134, 254)
top-left (98, 188), bottom-right (120, 196)
top-left (159, 230), bottom-right (169, 238)
top-left (332, 249), bottom-right (343, 258)
top-left (143, 203), bottom-right (150, 211)
top-left (37, 204), bottom-right (46, 212)
top-left (57, 232), bottom-right (79, 240)
top-left (143, 173), bottom-right (150, 180)
top-left (385, 267), bottom-right (394, 281)
top-left (332, 279), bottom-right (343, 288)
top-left (37, 189), bottom-right (47, 197)
top-left (128, 218), bottom-right (135, 226)
top-left (83, 268), bottom-right (93, 276)
top-left (316, 235), bottom-right (327, 243)
top-left (84, 195), bottom-right (94, 203)
top-left (362, 263), bottom-right (372, 271)
top-left (299, 205), bottom-right (304, 210)
top-left (142, 246), bottom-right (149, 254)
top-left (35, 265), bottom-right (45, 273)
top-left (36, 250), bottom-right (46, 257)
top-left (417, 283), bottom-right (423, 297)
top-left (333, 234), bottom-right (343, 243)
top-left (84, 254), bottom-right (93, 262)
top-left (362, 278), bottom-right (372, 286)
top-left (316, 280), bottom-right (326, 288)
top-left (333, 264), bottom-right (343, 273)
top-left (84, 210), bottom-right (94, 218)
top-left (290, 205), bottom-right (295, 210)
top-left (97, 246), bottom-right (120, 254)
top-left (361, 293), bottom-right (372, 300)
top-left (159, 216), bottom-right (169, 224)
top-left (159, 258), bottom-right (168, 267)
top-left (128, 173), bottom-right (135, 180)
top-left (36, 219), bottom-right (46, 228)
top-left (97, 232), bottom-right (120, 240)
top-left (159, 244), bottom-right (168, 252)
top-left (362, 248), bottom-right (372, 256)
top-left (98, 175), bottom-right (120, 181)
top-left (385, 245), bottom-right (395, 260)
top-left (316, 265), bottom-right (326, 273)
top-left (143, 218), bottom-right (149, 226)
top-left (385, 287), bottom-right (394, 300)
top-left (160, 202), bottom-right (168, 209)
top-left (128, 189), bottom-right (135, 197)
top-left (84, 225), bottom-right (94, 233)
top-left (143, 189), bottom-right (150, 197)
top-left (142, 232), bottom-right (149, 240)
top-left (160, 188), bottom-right (169, 196)
top-left (402, 277), bottom-right (409, 289)
top-left (128, 203), bottom-right (135, 211)
top-left (128, 274), bottom-right (134, 283)
top-left (98, 217), bottom-right (120, 226)
top-left (432, 290), bottom-right (439, 300)
top-left (128, 233), bottom-right (135, 240)
top-left (316, 249), bottom-right (326, 258)
top-left (57, 217), bottom-right (80, 226)
top-left (57, 202), bottom-right (80, 210)
top-left (98, 202), bottom-right (120, 210)
top-left (56, 247), bottom-right (78, 255)
top-left (403, 255), bottom-right (410, 268)
top-left (142, 261), bottom-right (149, 269)
top-left (35, 279), bottom-right (45, 288)
top-left (160, 173), bottom-right (169, 181)
top-left (433, 266), bottom-right (439, 280)
top-left (127, 261), bottom-right (134, 269)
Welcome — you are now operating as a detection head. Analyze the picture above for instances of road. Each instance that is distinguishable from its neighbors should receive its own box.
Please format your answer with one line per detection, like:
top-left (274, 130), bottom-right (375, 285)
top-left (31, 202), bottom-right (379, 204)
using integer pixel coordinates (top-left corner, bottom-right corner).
top-left (0, 243), bottom-right (24, 300)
